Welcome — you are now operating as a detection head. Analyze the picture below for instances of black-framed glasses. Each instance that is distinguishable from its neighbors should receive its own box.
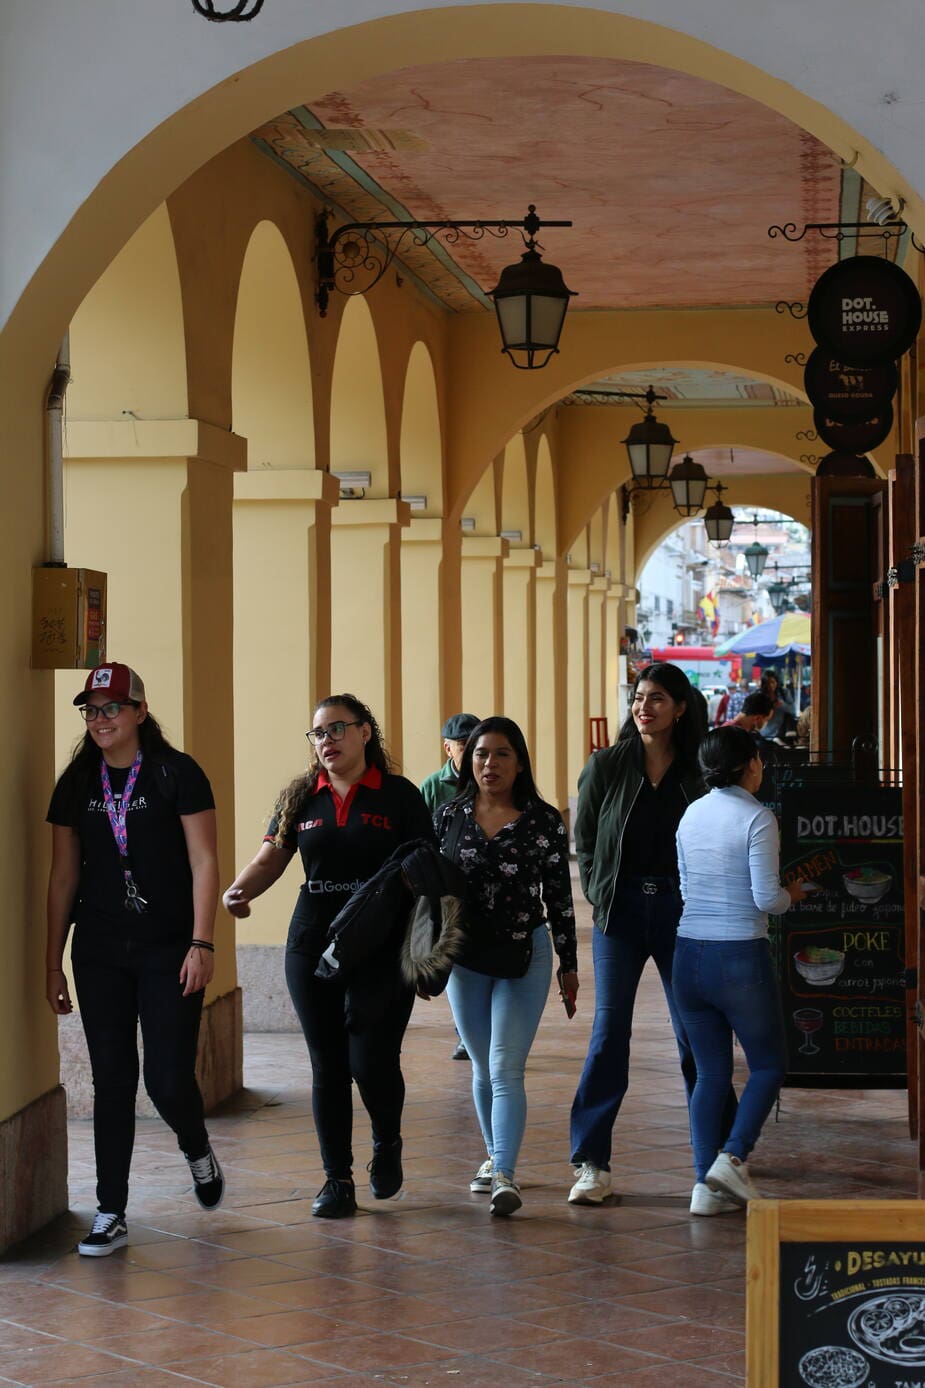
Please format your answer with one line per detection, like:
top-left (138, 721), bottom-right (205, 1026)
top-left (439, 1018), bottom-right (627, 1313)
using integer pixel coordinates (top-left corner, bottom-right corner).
top-left (306, 719), bottom-right (363, 746)
top-left (79, 701), bottom-right (135, 722)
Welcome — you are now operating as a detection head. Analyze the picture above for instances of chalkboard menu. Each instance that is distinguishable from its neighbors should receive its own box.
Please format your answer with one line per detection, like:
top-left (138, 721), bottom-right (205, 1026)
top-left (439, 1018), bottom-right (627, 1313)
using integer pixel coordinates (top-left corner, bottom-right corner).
top-left (775, 786), bottom-right (905, 1085)
top-left (779, 1239), bottom-right (925, 1387)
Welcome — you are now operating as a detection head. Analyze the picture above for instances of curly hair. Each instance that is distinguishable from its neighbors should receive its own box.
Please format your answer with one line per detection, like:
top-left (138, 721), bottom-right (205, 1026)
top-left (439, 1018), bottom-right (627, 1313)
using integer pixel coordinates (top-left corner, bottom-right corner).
top-left (271, 694), bottom-right (393, 847)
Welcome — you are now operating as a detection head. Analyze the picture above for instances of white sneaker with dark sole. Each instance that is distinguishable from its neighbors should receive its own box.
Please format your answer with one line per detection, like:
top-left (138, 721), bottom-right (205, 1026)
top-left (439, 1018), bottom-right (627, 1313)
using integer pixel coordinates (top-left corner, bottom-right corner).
top-left (78, 1213), bottom-right (128, 1257)
top-left (690, 1182), bottom-right (740, 1216)
top-left (470, 1157), bottom-right (493, 1193)
top-left (705, 1152), bottom-right (761, 1207)
top-left (489, 1172), bottom-right (522, 1216)
top-left (568, 1162), bottom-right (613, 1205)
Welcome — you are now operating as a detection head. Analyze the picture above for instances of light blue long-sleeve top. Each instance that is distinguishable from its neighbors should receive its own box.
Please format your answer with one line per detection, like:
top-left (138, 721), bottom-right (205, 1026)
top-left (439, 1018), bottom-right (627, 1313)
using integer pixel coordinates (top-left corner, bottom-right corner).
top-left (676, 785), bottom-right (791, 940)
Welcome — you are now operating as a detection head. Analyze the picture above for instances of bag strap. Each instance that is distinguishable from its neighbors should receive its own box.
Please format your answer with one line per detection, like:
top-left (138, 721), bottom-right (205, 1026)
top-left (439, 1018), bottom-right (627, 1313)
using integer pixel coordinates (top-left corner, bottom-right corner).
top-left (443, 803), bottom-right (467, 861)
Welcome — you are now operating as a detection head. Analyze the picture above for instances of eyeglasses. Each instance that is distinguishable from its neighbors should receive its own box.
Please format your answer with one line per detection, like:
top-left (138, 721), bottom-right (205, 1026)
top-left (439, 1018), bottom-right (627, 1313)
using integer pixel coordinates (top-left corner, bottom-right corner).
top-left (306, 719), bottom-right (364, 746)
top-left (79, 701), bottom-right (135, 722)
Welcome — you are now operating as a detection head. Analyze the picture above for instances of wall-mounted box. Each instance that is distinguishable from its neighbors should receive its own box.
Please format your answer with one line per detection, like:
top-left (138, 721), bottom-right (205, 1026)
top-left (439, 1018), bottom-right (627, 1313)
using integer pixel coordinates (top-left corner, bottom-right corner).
top-left (31, 567), bottom-right (107, 669)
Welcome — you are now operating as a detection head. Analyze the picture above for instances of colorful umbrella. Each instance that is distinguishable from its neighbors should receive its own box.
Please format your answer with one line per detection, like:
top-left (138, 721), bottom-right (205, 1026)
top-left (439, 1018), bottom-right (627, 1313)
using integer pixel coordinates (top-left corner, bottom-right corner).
top-left (713, 611), bottom-right (811, 658)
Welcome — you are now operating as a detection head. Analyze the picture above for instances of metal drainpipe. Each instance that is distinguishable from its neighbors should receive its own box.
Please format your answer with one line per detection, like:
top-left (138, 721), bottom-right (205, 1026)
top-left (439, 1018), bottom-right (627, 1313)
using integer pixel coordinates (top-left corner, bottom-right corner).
top-left (45, 332), bottom-right (71, 566)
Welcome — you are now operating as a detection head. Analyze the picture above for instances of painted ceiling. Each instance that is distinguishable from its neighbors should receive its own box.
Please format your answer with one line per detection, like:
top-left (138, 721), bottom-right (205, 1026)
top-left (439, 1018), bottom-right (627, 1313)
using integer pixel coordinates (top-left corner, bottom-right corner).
top-left (690, 445), bottom-right (807, 476)
top-left (566, 367), bottom-right (805, 408)
top-left (254, 55), bottom-right (848, 314)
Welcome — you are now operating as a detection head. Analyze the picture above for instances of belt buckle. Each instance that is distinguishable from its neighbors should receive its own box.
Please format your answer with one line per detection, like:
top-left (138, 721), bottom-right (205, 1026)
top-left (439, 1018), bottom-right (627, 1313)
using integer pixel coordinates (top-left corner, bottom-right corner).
top-left (642, 880), bottom-right (657, 896)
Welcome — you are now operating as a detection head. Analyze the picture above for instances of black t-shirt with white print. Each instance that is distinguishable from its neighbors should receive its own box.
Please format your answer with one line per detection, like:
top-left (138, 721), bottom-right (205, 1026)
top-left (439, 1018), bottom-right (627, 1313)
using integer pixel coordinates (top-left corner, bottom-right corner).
top-left (47, 748), bottom-right (214, 942)
top-left (265, 766), bottom-right (434, 953)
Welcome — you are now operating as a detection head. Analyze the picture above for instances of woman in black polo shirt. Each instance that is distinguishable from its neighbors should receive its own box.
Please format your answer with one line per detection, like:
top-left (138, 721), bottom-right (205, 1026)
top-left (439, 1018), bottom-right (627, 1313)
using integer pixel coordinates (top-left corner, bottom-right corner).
top-left (45, 664), bottom-right (222, 1257)
top-left (224, 694), bottom-right (433, 1219)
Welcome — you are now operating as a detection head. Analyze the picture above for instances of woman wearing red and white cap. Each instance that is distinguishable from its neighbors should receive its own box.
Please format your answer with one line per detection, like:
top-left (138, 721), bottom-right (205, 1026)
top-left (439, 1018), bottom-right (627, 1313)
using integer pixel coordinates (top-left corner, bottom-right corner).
top-left (45, 663), bottom-right (223, 1256)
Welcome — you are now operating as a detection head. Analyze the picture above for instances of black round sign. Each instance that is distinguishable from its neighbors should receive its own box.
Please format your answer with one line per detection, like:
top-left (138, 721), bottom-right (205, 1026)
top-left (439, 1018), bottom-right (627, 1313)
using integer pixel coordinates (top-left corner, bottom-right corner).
top-left (807, 255), bottom-right (922, 365)
top-left (815, 451), bottom-right (877, 478)
top-left (813, 401), bottom-right (893, 453)
top-left (803, 348), bottom-right (897, 418)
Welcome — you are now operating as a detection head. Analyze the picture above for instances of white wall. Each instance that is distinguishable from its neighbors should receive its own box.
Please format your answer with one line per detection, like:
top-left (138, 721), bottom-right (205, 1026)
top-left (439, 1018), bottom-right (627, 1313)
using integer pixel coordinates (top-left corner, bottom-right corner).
top-left (2, 0), bottom-right (925, 329)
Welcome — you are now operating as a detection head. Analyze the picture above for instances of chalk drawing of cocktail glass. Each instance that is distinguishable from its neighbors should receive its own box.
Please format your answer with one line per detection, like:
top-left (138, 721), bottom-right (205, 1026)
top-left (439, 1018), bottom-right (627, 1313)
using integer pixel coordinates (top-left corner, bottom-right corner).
top-left (793, 1008), bottom-right (823, 1055)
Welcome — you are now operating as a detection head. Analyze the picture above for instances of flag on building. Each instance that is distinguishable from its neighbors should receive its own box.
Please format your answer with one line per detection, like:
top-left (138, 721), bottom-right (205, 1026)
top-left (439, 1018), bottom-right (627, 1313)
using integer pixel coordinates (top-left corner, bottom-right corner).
top-left (698, 590), bottom-right (719, 637)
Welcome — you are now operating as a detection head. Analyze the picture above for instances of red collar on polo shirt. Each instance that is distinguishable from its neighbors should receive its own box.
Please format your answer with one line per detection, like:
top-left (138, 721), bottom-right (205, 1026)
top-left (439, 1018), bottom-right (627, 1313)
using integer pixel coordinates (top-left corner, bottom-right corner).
top-left (316, 764), bottom-right (383, 827)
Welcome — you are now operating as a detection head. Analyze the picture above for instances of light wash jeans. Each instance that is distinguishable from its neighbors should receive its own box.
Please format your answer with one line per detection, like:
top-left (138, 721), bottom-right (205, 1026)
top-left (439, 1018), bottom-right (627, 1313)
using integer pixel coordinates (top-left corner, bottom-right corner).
top-left (446, 924), bottom-right (553, 1179)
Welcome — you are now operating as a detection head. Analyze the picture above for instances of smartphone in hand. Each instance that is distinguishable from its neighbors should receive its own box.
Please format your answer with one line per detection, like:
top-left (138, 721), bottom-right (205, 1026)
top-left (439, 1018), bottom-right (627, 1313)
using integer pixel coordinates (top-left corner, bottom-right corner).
top-left (557, 967), bottom-right (577, 1019)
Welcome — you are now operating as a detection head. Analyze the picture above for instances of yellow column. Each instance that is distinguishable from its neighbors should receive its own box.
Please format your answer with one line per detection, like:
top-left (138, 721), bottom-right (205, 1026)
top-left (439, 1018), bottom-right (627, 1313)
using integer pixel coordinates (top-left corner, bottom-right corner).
top-left (331, 498), bottom-right (410, 761)
top-left (567, 568), bottom-right (593, 803)
top-left (605, 583), bottom-right (627, 740)
top-left (61, 418), bottom-right (245, 1105)
top-left (535, 558), bottom-right (567, 809)
top-left (587, 574), bottom-right (609, 728)
top-left (401, 518), bottom-right (450, 786)
top-left (460, 535), bottom-right (508, 717)
top-left (231, 468), bottom-right (338, 954)
top-left (502, 548), bottom-right (540, 747)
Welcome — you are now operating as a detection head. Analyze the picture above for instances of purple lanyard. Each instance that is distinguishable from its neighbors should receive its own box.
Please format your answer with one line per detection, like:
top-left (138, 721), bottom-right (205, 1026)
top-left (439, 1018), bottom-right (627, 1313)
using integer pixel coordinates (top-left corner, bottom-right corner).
top-left (100, 752), bottom-right (148, 910)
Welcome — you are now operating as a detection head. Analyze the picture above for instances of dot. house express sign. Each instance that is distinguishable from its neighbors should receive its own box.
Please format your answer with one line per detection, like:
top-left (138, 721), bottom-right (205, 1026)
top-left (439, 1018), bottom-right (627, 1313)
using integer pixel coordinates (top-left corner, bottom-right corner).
top-left (808, 256), bottom-right (922, 365)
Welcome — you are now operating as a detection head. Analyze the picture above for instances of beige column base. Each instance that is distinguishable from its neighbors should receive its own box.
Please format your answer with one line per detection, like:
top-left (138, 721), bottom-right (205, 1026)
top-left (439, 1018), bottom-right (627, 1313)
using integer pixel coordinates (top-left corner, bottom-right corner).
top-left (58, 988), bottom-right (243, 1119)
top-left (460, 535), bottom-right (509, 716)
top-left (0, 1086), bottom-right (68, 1253)
top-left (502, 548), bottom-right (540, 747)
top-left (534, 558), bottom-right (567, 811)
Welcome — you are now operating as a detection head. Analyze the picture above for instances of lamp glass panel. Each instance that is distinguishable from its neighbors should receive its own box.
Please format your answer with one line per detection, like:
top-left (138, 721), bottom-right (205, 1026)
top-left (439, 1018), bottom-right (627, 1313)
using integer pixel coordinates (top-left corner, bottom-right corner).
top-left (496, 297), bottom-right (527, 348)
top-left (529, 294), bottom-right (568, 347)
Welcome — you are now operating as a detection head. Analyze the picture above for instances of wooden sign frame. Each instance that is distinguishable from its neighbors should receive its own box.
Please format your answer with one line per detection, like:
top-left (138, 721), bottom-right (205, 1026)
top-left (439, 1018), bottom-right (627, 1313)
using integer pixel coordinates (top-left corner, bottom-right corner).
top-left (748, 1199), bottom-right (925, 1386)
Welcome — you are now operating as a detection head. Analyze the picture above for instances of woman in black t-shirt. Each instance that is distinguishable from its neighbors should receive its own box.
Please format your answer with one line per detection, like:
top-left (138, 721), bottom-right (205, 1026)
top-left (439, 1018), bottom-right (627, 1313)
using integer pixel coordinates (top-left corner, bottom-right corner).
top-left (45, 663), bottom-right (223, 1258)
top-left (223, 693), bottom-right (433, 1220)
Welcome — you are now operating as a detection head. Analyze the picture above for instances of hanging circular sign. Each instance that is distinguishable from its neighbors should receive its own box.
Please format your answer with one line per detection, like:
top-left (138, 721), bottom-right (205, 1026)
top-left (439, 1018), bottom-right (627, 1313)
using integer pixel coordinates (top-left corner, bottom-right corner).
top-left (813, 401), bottom-right (893, 453)
top-left (807, 255), bottom-right (921, 365)
top-left (803, 348), bottom-right (897, 418)
top-left (815, 451), bottom-right (877, 478)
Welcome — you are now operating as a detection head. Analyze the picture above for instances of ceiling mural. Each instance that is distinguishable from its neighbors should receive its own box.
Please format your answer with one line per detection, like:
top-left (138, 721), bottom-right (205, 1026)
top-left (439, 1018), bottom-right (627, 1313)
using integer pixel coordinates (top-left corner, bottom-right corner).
top-left (566, 367), bottom-right (806, 408)
top-left (253, 55), bottom-right (845, 314)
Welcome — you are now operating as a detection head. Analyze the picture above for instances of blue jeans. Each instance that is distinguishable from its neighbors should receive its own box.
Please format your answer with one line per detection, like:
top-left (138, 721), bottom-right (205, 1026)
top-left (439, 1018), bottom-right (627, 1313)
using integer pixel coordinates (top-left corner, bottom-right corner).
top-left (570, 884), bottom-right (737, 1169)
top-left (672, 936), bottom-right (786, 1181)
top-left (447, 925), bottom-right (553, 1179)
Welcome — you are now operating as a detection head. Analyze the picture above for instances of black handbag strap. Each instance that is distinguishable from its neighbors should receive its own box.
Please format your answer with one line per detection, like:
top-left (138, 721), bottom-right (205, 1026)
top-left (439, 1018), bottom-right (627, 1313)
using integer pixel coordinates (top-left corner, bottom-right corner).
top-left (443, 804), bottom-right (467, 861)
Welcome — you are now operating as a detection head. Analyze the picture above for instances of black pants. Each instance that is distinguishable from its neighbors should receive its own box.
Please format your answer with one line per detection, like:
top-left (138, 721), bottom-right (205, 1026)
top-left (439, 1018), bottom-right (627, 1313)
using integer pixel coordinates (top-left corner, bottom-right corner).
top-left (73, 932), bottom-right (209, 1215)
top-left (285, 948), bottom-right (414, 1179)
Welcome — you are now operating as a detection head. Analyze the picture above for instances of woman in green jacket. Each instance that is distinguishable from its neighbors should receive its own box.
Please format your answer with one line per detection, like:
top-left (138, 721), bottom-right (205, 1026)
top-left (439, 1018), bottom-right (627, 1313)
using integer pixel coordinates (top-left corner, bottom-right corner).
top-left (567, 662), bottom-right (736, 1208)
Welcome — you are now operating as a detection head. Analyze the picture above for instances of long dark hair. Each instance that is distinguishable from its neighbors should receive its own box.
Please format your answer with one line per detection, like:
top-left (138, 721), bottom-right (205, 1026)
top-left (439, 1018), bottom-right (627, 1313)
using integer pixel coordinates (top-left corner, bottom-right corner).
top-left (65, 707), bottom-right (172, 792)
top-left (454, 716), bottom-right (541, 810)
top-left (618, 662), bottom-right (705, 776)
top-left (698, 726), bottom-right (758, 789)
top-left (272, 693), bottom-right (393, 846)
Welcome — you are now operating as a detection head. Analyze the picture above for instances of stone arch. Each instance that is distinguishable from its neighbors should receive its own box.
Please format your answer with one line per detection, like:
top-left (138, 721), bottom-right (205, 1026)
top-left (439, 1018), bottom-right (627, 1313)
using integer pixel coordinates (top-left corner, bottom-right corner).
top-left (399, 341), bottom-right (444, 513)
top-left (68, 203), bottom-right (187, 421)
top-left (534, 435), bottom-right (556, 561)
top-left (501, 434), bottom-right (530, 545)
top-left (231, 220), bottom-right (314, 470)
top-left (329, 296), bottom-right (388, 496)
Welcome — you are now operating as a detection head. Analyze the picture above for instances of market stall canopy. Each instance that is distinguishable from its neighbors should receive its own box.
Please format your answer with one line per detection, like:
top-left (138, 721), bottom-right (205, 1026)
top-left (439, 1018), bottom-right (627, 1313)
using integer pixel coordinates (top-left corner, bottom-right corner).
top-left (714, 612), bottom-right (811, 658)
top-left (649, 646), bottom-right (733, 662)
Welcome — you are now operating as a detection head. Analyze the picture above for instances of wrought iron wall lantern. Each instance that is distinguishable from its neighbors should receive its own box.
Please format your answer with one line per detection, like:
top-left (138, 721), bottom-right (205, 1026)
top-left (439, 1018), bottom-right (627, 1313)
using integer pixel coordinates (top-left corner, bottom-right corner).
top-left (315, 205), bottom-right (575, 369)
top-left (668, 454), bottom-right (709, 516)
top-left (621, 386), bottom-right (678, 487)
top-left (703, 482), bottom-right (735, 547)
top-left (739, 513), bottom-right (770, 580)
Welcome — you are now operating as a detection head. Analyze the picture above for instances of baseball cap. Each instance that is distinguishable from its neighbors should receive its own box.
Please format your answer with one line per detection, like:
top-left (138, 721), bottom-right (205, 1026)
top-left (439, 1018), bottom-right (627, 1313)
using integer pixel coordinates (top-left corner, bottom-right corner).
top-left (441, 712), bottom-right (480, 741)
top-left (73, 663), bottom-right (146, 707)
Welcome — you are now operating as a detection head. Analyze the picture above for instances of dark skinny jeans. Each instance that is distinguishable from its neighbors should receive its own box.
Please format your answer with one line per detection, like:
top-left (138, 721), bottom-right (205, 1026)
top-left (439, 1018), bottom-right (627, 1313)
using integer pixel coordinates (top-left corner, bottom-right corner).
top-left (285, 947), bottom-right (414, 1180)
top-left (73, 929), bottom-right (209, 1216)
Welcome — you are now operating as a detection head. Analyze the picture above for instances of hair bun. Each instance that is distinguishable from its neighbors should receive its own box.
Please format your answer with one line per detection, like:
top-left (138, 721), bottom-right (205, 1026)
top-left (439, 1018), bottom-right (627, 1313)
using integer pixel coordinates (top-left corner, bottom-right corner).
top-left (704, 770), bottom-right (729, 789)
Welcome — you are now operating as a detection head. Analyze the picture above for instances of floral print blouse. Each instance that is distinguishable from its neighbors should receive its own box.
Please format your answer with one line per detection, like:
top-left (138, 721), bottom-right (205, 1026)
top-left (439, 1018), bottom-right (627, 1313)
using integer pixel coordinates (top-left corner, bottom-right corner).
top-left (435, 797), bottom-right (578, 973)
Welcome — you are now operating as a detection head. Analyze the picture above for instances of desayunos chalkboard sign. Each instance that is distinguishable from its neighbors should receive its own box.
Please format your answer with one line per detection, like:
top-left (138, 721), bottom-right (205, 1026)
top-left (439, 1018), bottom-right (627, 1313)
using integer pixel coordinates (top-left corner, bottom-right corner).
top-left (775, 787), bottom-right (905, 1086)
top-left (748, 1201), bottom-right (925, 1388)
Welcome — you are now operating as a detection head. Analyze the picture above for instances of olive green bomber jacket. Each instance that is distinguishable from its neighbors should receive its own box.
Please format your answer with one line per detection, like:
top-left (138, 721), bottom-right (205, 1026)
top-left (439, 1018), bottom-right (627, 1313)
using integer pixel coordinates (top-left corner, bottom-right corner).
top-left (574, 739), bottom-right (705, 931)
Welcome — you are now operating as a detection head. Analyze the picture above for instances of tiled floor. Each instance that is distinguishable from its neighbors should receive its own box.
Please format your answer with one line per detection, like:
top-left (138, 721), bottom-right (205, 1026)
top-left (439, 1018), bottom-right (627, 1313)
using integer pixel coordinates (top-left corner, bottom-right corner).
top-left (2, 888), bottom-right (919, 1386)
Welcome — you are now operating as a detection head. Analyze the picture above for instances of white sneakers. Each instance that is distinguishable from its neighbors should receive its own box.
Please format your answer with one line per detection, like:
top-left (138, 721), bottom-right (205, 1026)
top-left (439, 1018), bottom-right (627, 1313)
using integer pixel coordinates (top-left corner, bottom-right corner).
top-left (568, 1162), bottom-right (613, 1205)
top-left (705, 1151), bottom-right (761, 1207)
top-left (690, 1181), bottom-right (740, 1216)
top-left (489, 1171), bottom-right (522, 1216)
top-left (470, 1157), bottom-right (494, 1193)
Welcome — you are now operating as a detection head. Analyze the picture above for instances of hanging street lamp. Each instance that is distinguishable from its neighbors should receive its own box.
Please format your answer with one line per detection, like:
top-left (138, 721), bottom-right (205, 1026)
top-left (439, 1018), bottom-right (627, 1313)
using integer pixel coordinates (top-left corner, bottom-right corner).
top-left (704, 482), bottom-right (735, 546)
top-left (622, 386), bottom-right (678, 487)
top-left (668, 453), bottom-right (709, 516)
top-left (743, 539), bottom-right (770, 579)
top-left (488, 208), bottom-right (577, 369)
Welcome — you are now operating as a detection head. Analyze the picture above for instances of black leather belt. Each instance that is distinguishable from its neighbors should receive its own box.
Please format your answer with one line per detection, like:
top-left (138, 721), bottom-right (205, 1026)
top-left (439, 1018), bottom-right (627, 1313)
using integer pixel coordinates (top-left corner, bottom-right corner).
top-left (619, 876), bottom-right (677, 896)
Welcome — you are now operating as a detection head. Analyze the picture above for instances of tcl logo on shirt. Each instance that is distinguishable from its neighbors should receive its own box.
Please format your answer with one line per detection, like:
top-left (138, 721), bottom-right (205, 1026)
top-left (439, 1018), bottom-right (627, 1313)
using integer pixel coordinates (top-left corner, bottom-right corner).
top-left (361, 813), bottom-right (393, 829)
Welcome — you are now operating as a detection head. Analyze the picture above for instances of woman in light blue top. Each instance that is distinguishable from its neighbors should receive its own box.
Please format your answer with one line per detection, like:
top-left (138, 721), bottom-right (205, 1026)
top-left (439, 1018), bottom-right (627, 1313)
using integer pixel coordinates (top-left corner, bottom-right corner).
top-left (672, 726), bottom-right (807, 1215)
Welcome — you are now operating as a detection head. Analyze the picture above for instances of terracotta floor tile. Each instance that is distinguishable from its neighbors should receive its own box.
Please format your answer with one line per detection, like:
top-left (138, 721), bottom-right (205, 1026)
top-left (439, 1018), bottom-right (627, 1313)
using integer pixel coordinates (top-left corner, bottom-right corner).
top-left (404, 1313), bottom-right (565, 1353)
top-left (132, 1289), bottom-right (285, 1326)
top-left (0, 1343), bottom-right (128, 1384)
top-left (164, 1347), bottom-right (319, 1387)
top-left (85, 1323), bottom-right (251, 1364)
top-left (287, 1331), bottom-right (460, 1372)
top-left (604, 1319), bottom-right (745, 1360)
top-left (216, 1311), bottom-right (358, 1348)
top-left (0, 1326), bottom-right (63, 1353)
top-left (488, 1335), bottom-right (662, 1378)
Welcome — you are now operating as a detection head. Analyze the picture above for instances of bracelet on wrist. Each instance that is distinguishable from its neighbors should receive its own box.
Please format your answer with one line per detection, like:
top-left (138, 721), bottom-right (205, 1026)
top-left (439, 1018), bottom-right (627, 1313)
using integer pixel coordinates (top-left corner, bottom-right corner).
top-left (190, 939), bottom-right (215, 953)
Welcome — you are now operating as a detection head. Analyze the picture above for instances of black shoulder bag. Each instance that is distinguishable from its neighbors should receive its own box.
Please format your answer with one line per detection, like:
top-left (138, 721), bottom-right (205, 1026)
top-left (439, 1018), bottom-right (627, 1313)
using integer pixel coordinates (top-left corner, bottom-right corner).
top-left (443, 808), bottom-right (533, 980)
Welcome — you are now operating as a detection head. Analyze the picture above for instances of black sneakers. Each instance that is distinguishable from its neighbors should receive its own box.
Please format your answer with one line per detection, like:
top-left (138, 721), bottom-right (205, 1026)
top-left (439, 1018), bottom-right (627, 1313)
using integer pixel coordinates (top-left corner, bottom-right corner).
top-left (78, 1212), bottom-right (128, 1257)
top-left (452, 1039), bottom-right (470, 1060)
top-left (186, 1145), bottom-right (225, 1210)
top-left (368, 1137), bottom-right (403, 1199)
top-left (312, 1177), bottom-right (357, 1219)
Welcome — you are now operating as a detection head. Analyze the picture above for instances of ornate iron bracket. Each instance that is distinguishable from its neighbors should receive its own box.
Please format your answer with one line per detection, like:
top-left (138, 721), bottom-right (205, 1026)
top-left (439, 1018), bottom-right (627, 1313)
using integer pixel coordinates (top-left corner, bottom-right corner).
top-left (795, 429), bottom-right (817, 442)
top-left (314, 205), bottom-right (571, 316)
top-left (776, 301), bottom-right (807, 320)
top-left (784, 352), bottom-right (807, 367)
top-left (192, 0), bottom-right (264, 18)
top-left (768, 219), bottom-right (921, 251)
top-left (800, 453), bottom-right (819, 466)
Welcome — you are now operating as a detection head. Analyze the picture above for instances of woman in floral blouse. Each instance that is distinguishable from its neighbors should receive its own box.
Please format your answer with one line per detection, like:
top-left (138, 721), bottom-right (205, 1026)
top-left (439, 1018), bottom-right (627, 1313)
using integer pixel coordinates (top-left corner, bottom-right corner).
top-left (435, 716), bottom-right (578, 1216)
